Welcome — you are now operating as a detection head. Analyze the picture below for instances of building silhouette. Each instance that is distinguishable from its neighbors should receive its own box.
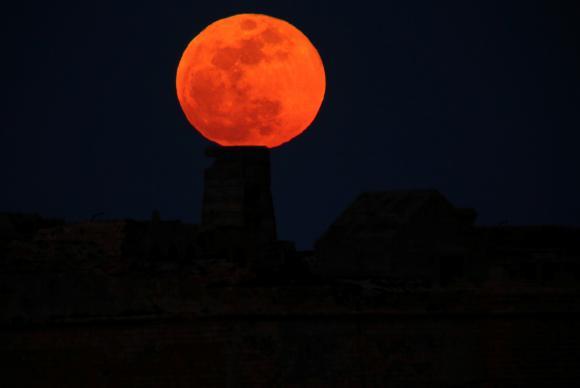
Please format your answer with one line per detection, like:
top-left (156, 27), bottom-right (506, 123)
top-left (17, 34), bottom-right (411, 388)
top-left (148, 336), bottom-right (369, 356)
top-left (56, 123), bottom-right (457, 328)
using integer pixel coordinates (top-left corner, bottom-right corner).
top-left (1, 147), bottom-right (580, 386)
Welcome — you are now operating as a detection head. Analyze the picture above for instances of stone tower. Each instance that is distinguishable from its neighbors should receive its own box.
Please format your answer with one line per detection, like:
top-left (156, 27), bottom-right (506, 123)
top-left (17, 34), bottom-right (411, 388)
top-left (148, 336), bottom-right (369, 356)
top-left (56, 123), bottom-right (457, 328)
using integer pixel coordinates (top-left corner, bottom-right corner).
top-left (199, 146), bottom-right (277, 264)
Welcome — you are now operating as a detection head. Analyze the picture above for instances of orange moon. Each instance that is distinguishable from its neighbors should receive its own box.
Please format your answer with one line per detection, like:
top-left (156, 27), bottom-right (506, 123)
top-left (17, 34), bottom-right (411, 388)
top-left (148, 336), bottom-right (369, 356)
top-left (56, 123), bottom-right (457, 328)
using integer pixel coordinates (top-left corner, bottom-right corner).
top-left (176, 14), bottom-right (326, 148)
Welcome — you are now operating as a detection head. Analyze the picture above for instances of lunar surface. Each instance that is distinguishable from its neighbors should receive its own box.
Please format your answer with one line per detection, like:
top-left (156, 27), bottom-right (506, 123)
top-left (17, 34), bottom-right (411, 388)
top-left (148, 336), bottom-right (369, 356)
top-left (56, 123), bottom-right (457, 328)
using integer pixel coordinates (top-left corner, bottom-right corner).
top-left (176, 14), bottom-right (326, 148)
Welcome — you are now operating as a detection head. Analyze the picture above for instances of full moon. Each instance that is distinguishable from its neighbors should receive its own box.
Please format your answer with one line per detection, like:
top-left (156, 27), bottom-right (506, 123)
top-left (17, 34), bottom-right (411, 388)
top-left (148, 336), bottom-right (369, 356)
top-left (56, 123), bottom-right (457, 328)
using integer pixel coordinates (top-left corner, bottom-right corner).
top-left (176, 14), bottom-right (326, 148)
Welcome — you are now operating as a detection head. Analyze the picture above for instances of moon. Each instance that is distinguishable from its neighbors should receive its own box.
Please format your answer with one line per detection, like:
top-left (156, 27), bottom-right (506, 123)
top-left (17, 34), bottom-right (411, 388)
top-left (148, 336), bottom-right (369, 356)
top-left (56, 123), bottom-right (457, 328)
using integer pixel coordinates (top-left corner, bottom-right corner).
top-left (176, 14), bottom-right (326, 148)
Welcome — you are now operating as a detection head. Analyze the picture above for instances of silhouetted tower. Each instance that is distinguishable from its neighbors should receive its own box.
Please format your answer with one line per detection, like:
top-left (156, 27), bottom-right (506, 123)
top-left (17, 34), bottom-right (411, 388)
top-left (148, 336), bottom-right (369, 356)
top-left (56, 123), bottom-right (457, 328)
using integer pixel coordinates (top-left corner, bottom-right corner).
top-left (200, 146), bottom-right (277, 264)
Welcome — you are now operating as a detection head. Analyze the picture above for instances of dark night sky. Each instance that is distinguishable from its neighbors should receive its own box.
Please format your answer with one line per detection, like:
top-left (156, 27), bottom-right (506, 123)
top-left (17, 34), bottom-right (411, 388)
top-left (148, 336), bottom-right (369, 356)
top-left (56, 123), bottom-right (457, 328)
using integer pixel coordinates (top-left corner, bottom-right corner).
top-left (2, 1), bottom-right (579, 249)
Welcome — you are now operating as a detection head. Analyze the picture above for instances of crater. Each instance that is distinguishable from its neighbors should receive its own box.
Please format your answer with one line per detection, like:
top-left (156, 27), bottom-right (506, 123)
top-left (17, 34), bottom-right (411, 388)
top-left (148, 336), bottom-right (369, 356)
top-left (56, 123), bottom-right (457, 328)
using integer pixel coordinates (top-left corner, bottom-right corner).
top-left (240, 19), bottom-right (257, 30)
top-left (211, 47), bottom-right (238, 70)
top-left (261, 27), bottom-right (284, 44)
top-left (238, 38), bottom-right (265, 65)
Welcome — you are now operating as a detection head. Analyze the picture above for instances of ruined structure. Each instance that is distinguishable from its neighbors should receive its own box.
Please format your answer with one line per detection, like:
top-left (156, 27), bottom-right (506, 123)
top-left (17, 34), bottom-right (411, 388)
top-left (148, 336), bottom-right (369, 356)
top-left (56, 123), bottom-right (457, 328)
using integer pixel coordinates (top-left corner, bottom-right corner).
top-left (315, 190), bottom-right (478, 284)
top-left (201, 146), bottom-right (276, 242)
top-left (1, 153), bottom-right (580, 386)
top-left (198, 146), bottom-right (292, 272)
